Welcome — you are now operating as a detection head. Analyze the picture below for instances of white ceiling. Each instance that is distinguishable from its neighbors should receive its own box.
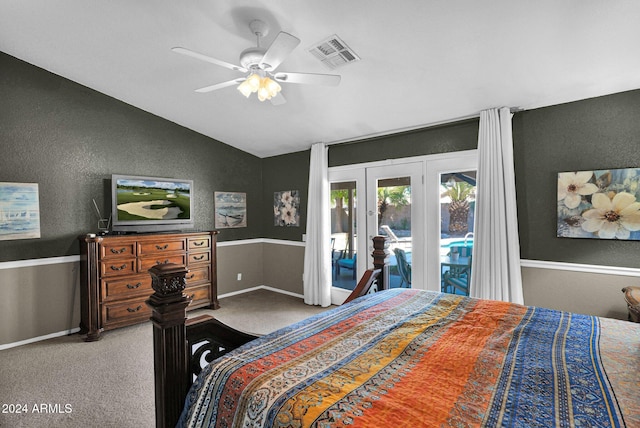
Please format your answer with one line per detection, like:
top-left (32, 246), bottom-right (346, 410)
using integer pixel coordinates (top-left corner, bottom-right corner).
top-left (2, 1), bottom-right (639, 158)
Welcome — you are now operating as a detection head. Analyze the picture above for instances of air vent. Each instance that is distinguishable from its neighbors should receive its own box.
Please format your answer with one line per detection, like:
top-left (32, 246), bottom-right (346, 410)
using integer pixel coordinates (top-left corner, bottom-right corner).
top-left (308, 35), bottom-right (360, 69)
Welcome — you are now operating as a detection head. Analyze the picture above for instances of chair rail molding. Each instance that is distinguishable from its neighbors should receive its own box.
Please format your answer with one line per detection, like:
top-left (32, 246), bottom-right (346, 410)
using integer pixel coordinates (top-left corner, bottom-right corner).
top-left (520, 259), bottom-right (640, 277)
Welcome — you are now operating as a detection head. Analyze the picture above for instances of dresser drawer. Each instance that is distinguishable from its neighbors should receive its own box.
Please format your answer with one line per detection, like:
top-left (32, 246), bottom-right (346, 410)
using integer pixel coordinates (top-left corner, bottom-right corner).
top-left (138, 254), bottom-right (187, 272)
top-left (138, 239), bottom-right (186, 256)
top-left (188, 236), bottom-right (210, 251)
top-left (100, 258), bottom-right (137, 277)
top-left (102, 297), bottom-right (151, 329)
top-left (100, 242), bottom-right (136, 259)
top-left (188, 251), bottom-right (210, 265)
top-left (102, 274), bottom-right (153, 301)
top-left (186, 265), bottom-right (210, 286)
top-left (185, 284), bottom-right (211, 308)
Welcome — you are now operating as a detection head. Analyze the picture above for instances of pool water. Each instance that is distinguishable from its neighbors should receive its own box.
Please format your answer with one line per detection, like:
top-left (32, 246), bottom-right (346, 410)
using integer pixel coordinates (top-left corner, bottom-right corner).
top-left (441, 240), bottom-right (473, 248)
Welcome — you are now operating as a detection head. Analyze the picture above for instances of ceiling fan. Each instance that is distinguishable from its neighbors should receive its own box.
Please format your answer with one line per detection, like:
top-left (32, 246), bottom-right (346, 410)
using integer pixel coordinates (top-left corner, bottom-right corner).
top-left (172, 19), bottom-right (341, 105)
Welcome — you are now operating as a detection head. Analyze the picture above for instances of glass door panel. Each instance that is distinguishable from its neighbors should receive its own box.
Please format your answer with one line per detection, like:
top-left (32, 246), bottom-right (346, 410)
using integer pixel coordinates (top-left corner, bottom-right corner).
top-left (439, 170), bottom-right (476, 296)
top-left (424, 151), bottom-right (477, 294)
top-left (330, 181), bottom-right (358, 291)
top-left (377, 177), bottom-right (412, 288)
top-left (366, 163), bottom-right (423, 289)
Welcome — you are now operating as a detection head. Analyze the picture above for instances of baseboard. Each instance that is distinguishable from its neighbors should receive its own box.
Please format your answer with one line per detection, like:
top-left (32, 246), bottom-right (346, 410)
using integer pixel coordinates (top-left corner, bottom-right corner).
top-left (0, 327), bottom-right (81, 351)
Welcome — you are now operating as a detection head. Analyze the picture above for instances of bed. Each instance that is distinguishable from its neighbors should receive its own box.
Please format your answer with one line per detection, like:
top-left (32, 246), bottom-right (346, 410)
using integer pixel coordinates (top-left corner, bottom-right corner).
top-left (147, 236), bottom-right (640, 428)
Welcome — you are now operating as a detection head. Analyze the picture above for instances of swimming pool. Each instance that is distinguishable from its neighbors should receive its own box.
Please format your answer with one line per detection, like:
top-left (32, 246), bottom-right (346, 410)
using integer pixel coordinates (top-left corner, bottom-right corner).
top-left (441, 240), bottom-right (473, 249)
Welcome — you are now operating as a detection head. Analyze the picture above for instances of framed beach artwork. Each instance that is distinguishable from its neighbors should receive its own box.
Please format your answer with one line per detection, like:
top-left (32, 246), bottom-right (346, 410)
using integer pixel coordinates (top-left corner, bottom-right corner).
top-left (557, 168), bottom-right (640, 240)
top-left (0, 182), bottom-right (41, 241)
top-left (274, 190), bottom-right (300, 227)
top-left (215, 192), bottom-right (247, 228)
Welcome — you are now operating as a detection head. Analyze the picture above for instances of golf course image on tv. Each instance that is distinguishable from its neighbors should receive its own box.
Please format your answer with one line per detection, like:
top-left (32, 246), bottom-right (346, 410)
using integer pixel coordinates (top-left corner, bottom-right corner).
top-left (115, 178), bottom-right (191, 221)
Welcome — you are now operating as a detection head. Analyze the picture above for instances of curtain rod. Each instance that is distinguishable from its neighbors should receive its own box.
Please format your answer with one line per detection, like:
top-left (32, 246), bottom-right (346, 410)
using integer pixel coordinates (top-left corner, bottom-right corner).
top-left (325, 107), bottom-right (524, 147)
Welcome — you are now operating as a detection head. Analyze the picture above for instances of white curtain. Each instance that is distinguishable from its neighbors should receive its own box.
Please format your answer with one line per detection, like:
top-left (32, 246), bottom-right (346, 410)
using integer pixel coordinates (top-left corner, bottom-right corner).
top-left (303, 143), bottom-right (332, 307)
top-left (470, 107), bottom-right (524, 304)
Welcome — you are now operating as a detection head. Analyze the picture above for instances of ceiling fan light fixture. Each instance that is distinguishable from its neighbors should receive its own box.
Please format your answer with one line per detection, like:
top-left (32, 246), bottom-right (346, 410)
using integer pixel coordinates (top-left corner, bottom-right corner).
top-left (237, 78), bottom-right (253, 97)
top-left (237, 73), bottom-right (261, 97)
top-left (263, 77), bottom-right (281, 96)
top-left (238, 73), bottom-right (281, 102)
top-left (257, 86), bottom-right (269, 102)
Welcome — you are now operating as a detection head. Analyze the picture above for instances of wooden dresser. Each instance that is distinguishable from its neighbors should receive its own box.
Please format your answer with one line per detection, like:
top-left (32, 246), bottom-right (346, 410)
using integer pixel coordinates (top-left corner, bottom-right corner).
top-left (79, 230), bottom-right (218, 341)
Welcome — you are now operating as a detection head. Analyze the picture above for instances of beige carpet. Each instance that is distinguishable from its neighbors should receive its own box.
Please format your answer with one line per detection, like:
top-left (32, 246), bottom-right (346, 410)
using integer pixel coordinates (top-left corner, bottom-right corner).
top-left (0, 289), bottom-right (332, 428)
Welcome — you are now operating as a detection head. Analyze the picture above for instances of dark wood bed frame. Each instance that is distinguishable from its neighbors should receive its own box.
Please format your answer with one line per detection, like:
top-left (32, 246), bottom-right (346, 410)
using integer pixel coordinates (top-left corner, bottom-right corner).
top-left (146, 235), bottom-right (390, 428)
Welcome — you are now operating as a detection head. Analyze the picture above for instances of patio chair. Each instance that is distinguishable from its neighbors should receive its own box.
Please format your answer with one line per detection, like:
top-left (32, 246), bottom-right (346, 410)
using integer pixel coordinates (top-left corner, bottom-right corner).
top-left (331, 238), bottom-right (343, 280)
top-left (393, 248), bottom-right (411, 287)
top-left (442, 255), bottom-right (471, 296)
top-left (336, 253), bottom-right (357, 279)
top-left (381, 225), bottom-right (411, 245)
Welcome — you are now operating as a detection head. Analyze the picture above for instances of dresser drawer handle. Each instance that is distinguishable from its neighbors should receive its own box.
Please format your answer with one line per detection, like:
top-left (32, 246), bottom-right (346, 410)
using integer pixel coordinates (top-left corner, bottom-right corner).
top-left (110, 264), bottom-right (128, 271)
top-left (126, 282), bottom-right (142, 289)
top-left (187, 274), bottom-right (195, 279)
top-left (127, 305), bottom-right (143, 313)
top-left (155, 259), bottom-right (169, 265)
top-left (193, 255), bottom-right (205, 261)
top-left (110, 247), bottom-right (127, 254)
top-left (193, 241), bottom-right (205, 246)
top-left (155, 244), bottom-right (169, 250)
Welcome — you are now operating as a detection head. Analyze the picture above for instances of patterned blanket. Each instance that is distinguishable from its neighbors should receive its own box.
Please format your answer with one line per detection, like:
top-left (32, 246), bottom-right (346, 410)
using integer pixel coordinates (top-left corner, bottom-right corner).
top-left (179, 289), bottom-right (640, 427)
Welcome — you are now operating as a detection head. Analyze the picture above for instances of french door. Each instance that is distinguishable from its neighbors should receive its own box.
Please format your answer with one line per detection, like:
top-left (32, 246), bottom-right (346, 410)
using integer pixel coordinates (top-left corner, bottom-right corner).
top-left (329, 168), bottom-right (366, 304)
top-left (366, 163), bottom-right (423, 290)
top-left (329, 161), bottom-right (423, 304)
top-left (329, 151), bottom-right (476, 303)
top-left (425, 151), bottom-right (477, 294)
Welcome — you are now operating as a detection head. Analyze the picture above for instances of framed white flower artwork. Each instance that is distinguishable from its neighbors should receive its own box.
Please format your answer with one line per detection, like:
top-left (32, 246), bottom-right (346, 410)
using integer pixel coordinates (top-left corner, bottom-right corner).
top-left (274, 190), bottom-right (300, 227)
top-left (557, 168), bottom-right (640, 240)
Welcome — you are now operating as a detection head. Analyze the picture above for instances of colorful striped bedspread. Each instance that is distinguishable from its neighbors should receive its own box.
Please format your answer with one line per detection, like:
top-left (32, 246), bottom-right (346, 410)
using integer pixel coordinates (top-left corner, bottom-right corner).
top-left (179, 289), bottom-right (640, 427)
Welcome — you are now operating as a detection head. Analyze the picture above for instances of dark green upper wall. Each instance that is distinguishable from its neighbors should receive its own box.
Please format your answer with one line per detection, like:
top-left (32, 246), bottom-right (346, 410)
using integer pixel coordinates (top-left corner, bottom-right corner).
top-left (513, 89), bottom-right (640, 267)
top-left (0, 52), bottom-right (262, 261)
top-left (262, 150), bottom-right (310, 241)
top-left (329, 119), bottom-right (479, 166)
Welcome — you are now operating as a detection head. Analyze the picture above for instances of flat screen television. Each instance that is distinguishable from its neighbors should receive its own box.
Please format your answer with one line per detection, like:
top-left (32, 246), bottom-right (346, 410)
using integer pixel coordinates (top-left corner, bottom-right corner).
top-left (110, 174), bottom-right (194, 233)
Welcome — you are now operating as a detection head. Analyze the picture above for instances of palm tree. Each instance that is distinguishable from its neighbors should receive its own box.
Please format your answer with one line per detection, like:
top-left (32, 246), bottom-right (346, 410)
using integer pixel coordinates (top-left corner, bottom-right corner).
top-left (378, 186), bottom-right (410, 226)
top-left (330, 189), bottom-right (349, 233)
top-left (443, 181), bottom-right (474, 234)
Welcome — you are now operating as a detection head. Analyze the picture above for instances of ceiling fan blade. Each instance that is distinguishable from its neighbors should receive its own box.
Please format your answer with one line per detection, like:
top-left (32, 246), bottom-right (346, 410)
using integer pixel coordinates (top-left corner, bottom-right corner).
top-left (259, 32), bottom-right (300, 71)
top-left (270, 92), bottom-right (287, 106)
top-left (273, 72), bottom-right (341, 86)
top-left (194, 78), bottom-right (245, 93)
top-left (172, 47), bottom-right (247, 73)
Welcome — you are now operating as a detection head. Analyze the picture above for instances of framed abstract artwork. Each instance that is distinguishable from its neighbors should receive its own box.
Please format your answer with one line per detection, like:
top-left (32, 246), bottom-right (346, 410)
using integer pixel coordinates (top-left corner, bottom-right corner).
top-left (557, 168), bottom-right (640, 240)
top-left (0, 182), bottom-right (41, 241)
top-left (214, 192), bottom-right (247, 228)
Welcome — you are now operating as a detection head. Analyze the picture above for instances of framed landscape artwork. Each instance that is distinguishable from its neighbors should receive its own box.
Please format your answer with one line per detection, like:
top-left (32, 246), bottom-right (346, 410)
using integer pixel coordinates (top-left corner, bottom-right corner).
top-left (214, 192), bottom-right (247, 228)
top-left (557, 168), bottom-right (640, 240)
top-left (0, 182), bottom-right (41, 241)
